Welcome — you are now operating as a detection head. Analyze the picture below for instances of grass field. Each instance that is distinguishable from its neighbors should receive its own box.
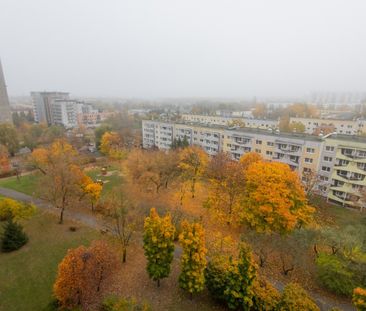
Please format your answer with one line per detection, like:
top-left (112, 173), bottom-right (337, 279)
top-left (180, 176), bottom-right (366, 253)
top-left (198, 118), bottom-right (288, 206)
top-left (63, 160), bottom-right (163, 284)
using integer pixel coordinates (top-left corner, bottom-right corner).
top-left (0, 167), bottom-right (123, 198)
top-left (0, 210), bottom-right (101, 311)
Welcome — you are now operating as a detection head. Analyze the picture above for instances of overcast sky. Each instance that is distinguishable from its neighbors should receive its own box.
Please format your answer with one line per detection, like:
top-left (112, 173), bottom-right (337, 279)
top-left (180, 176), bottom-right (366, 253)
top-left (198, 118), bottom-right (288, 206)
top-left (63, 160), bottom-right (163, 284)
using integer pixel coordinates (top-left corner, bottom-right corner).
top-left (1, 0), bottom-right (366, 98)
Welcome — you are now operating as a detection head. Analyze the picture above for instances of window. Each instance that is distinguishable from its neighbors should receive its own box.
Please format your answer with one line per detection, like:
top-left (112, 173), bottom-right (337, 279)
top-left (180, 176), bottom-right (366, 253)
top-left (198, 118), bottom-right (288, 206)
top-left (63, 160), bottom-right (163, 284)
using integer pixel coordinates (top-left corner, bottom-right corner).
top-left (255, 149), bottom-right (261, 153)
top-left (324, 156), bottom-right (333, 162)
top-left (306, 148), bottom-right (315, 153)
top-left (320, 176), bottom-right (329, 181)
top-left (256, 140), bottom-right (262, 145)
top-left (325, 146), bottom-right (334, 152)
top-left (305, 158), bottom-right (313, 163)
top-left (266, 151), bottom-right (273, 156)
top-left (303, 167), bottom-right (311, 173)
top-left (322, 166), bottom-right (331, 172)
top-left (267, 142), bottom-right (274, 146)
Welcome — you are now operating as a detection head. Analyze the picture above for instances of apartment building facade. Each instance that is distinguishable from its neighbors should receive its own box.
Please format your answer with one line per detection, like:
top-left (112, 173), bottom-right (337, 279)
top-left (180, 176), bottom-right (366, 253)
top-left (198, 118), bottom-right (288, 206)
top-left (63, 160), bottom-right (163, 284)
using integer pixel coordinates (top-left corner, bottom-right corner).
top-left (181, 114), bottom-right (279, 130)
top-left (142, 120), bottom-right (366, 208)
top-left (290, 117), bottom-right (366, 135)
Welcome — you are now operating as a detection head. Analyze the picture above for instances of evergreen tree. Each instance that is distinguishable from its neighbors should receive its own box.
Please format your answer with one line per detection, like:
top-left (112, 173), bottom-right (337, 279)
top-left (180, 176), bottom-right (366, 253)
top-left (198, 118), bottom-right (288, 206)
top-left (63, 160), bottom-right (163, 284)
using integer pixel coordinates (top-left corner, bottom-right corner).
top-left (1, 218), bottom-right (28, 252)
top-left (179, 220), bottom-right (207, 298)
top-left (143, 208), bottom-right (175, 287)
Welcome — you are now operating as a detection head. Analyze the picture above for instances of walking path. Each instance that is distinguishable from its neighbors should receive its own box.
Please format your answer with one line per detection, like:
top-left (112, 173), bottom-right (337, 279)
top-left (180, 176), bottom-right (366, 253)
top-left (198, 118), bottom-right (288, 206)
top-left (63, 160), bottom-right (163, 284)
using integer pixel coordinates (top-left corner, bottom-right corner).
top-left (0, 186), bottom-right (356, 311)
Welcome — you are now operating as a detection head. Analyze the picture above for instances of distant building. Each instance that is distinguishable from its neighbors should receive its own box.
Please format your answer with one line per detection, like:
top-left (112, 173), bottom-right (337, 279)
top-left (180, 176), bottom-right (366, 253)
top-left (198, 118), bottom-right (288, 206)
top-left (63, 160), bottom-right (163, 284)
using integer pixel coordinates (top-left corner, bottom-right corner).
top-left (31, 91), bottom-right (69, 125)
top-left (289, 117), bottom-right (366, 136)
top-left (181, 113), bottom-right (278, 130)
top-left (0, 60), bottom-right (13, 124)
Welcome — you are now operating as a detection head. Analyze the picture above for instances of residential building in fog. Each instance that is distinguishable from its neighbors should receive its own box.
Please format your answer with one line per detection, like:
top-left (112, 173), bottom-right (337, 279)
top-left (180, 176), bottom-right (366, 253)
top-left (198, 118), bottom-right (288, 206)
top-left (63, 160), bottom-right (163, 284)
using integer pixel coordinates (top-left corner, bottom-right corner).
top-left (0, 60), bottom-right (12, 124)
top-left (142, 120), bottom-right (366, 209)
top-left (289, 117), bottom-right (366, 135)
top-left (31, 91), bottom-right (69, 125)
top-left (181, 113), bottom-right (278, 129)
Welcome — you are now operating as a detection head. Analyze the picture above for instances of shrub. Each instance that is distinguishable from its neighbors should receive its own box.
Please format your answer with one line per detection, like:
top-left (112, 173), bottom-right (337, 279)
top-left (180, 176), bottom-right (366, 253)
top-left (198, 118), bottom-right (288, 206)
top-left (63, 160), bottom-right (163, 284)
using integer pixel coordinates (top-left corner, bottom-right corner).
top-left (352, 287), bottom-right (366, 311)
top-left (101, 296), bottom-right (151, 311)
top-left (278, 283), bottom-right (319, 311)
top-left (316, 253), bottom-right (357, 296)
top-left (205, 242), bottom-right (256, 310)
top-left (252, 277), bottom-right (281, 310)
top-left (1, 218), bottom-right (29, 252)
top-left (0, 198), bottom-right (36, 221)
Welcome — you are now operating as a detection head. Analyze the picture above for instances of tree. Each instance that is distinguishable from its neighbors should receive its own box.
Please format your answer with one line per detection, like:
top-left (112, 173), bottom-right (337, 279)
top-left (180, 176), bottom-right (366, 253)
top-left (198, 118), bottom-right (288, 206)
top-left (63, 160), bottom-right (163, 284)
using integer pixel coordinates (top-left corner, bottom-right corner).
top-left (288, 121), bottom-right (305, 133)
top-left (353, 287), bottom-right (366, 311)
top-left (31, 140), bottom-right (90, 224)
top-left (1, 218), bottom-right (28, 252)
top-left (104, 190), bottom-right (136, 263)
top-left (143, 208), bottom-right (175, 287)
top-left (95, 124), bottom-right (112, 149)
top-left (0, 124), bottom-right (19, 155)
top-left (252, 277), bottom-right (281, 311)
top-left (252, 103), bottom-right (268, 118)
top-left (100, 131), bottom-right (126, 160)
top-left (53, 240), bottom-right (120, 310)
top-left (179, 146), bottom-right (208, 198)
top-left (242, 161), bottom-right (314, 234)
top-left (278, 283), bottom-right (319, 311)
top-left (179, 220), bottom-right (207, 298)
top-left (239, 152), bottom-right (262, 171)
top-left (206, 153), bottom-right (246, 225)
top-left (102, 295), bottom-right (151, 311)
top-left (0, 198), bottom-right (36, 222)
top-left (205, 242), bottom-right (257, 310)
top-left (83, 182), bottom-right (103, 211)
top-left (0, 145), bottom-right (10, 174)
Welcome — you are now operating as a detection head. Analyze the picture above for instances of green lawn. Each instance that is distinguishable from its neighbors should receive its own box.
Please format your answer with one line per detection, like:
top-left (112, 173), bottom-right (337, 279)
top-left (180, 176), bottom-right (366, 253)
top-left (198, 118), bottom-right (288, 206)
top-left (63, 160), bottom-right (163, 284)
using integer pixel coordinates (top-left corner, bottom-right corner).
top-left (0, 174), bottom-right (39, 196)
top-left (0, 168), bottom-right (123, 198)
top-left (0, 210), bottom-right (101, 311)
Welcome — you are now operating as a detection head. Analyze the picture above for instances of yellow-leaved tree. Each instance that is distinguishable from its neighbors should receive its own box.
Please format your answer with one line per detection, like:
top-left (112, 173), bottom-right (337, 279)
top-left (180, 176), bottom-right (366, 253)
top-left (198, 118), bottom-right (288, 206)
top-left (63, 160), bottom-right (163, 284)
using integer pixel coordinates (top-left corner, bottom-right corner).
top-left (242, 161), bottom-right (314, 234)
top-left (100, 131), bottom-right (126, 160)
top-left (179, 220), bottom-right (207, 298)
top-left (179, 146), bottom-right (208, 198)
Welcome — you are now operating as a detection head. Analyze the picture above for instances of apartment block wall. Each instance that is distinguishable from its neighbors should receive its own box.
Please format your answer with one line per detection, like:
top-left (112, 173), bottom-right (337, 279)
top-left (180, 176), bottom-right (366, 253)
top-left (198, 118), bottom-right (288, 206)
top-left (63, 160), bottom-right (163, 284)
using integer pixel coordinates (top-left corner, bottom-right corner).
top-left (142, 120), bottom-right (366, 209)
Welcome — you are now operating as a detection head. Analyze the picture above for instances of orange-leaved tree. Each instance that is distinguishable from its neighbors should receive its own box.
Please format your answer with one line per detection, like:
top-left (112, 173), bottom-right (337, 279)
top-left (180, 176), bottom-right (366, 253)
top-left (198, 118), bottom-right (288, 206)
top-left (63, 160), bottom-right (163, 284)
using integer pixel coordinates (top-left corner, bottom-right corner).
top-left (31, 140), bottom-right (91, 223)
top-left (242, 161), bottom-right (314, 234)
top-left (53, 240), bottom-right (120, 309)
top-left (100, 131), bottom-right (126, 160)
top-left (353, 287), bottom-right (366, 311)
top-left (179, 146), bottom-right (208, 198)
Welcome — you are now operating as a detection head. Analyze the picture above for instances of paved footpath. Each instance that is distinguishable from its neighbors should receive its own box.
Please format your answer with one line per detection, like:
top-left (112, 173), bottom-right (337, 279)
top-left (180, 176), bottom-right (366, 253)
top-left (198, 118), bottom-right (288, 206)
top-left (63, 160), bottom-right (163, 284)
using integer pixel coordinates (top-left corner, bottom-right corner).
top-left (0, 186), bottom-right (356, 311)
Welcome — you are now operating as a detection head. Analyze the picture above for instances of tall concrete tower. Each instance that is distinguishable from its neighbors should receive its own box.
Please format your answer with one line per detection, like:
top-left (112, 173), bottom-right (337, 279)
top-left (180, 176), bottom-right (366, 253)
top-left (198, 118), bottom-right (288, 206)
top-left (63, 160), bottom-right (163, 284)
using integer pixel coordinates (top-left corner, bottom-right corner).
top-left (0, 60), bottom-right (12, 124)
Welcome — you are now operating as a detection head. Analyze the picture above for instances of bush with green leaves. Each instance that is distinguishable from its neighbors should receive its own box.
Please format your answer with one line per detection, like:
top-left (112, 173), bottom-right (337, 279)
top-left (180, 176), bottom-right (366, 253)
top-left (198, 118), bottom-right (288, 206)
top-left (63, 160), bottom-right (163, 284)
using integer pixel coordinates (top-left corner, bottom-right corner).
top-left (1, 218), bottom-right (29, 252)
top-left (316, 253), bottom-right (358, 296)
top-left (101, 296), bottom-right (151, 311)
top-left (278, 283), bottom-right (319, 311)
top-left (205, 242), bottom-right (257, 310)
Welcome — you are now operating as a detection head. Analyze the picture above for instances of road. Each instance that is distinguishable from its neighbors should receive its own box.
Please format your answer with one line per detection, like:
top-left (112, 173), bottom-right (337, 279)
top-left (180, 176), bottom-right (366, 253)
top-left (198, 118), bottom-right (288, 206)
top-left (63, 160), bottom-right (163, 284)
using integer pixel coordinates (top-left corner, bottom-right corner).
top-left (0, 186), bottom-right (356, 311)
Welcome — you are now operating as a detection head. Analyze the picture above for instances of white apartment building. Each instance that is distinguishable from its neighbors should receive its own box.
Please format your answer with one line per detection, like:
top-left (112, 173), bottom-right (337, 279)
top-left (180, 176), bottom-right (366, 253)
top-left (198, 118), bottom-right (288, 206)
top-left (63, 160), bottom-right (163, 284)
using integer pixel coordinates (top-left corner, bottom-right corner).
top-left (290, 117), bottom-right (366, 135)
top-left (142, 120), bottom-right (366, 208)
top-left (181, 114), bottom-right (279, 130)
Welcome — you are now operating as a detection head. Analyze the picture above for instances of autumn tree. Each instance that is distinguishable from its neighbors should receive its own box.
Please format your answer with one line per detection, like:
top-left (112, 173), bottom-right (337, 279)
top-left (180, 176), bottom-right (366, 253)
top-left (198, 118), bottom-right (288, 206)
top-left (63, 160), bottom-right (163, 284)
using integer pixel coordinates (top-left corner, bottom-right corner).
top-left (0, 124), bottom-right (19, 156)
top-left (104, 189), bottom-right (137, 263)
top-left (179, 146), bottom-right (208, 198)
top-left (53, 240), bottom-right (120, 309)
top-left (179, 220), bottom-right (207, 298)
top-left (83, 181), bottom-right (103, 211)
top-left (242, 161), bottom-right (314, 234)
top-left (205, 242), bottom-right (257, 310)
top-left (252, 277), bottom-right (281, 311)
top-left (0, 145), bottom-right (10, 174)
top-left (353, 287), bottom-right (366, 311)
top-left (143, 208), bottom-right (175, 287)
top-left (206, 153), bottom-right (246, 224)
top-left (100, 131), bottom-right (126, 160)
top-left (0, 198), bottom-right (36, 221)
top-left (31, 140), bottom-right (92, 223)
top-left (252, 103), bottom-right (268, 118)
top-left (239, 152), bottom-right (262, 171)
top-left (278, 283), bottom-right (319, 311)
top-left (288, 121), bottom-right (305, 133)
top-left (126, 149), bottom-right (180, 193)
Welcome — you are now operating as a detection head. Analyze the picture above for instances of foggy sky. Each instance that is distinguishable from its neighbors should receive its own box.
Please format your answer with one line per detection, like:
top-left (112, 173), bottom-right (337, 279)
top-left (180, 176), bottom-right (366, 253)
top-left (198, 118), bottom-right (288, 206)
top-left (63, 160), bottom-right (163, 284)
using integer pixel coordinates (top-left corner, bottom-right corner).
top-left (1, 0), bottom-right (366, 98)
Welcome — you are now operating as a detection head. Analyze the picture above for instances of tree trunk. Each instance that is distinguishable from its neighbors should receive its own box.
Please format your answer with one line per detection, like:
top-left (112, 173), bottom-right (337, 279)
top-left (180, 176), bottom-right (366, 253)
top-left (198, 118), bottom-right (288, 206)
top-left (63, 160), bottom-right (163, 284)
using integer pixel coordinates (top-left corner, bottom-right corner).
top-left (157, 279), bottom-right (160, 287)
top-left (59, 207), bottom-right (65, 224)
top-left (122, 248), bottom-right (127, 263)
top-left (313, 244), bottom-right (319, 257)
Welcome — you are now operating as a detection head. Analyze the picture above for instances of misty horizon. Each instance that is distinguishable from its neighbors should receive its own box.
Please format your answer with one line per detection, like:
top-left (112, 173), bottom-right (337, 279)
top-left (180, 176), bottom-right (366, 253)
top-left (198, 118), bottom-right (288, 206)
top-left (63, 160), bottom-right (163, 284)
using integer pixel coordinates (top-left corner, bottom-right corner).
top-left (1, 0), bottom-right (366, 98)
